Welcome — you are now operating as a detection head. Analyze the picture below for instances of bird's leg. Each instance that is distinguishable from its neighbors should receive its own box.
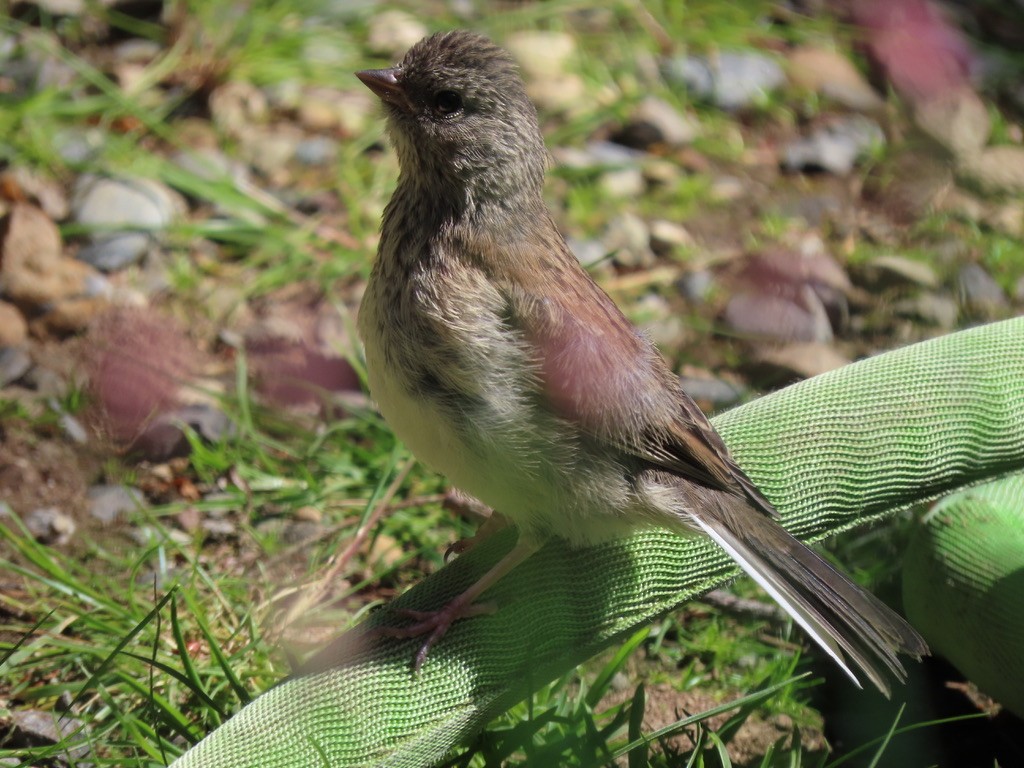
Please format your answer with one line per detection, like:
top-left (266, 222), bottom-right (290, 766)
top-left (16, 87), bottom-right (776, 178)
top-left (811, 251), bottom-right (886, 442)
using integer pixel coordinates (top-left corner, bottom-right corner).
top-left (380, 536), bottom-right (539, 670)
top-left (444, 506), bottom-right (511, 562)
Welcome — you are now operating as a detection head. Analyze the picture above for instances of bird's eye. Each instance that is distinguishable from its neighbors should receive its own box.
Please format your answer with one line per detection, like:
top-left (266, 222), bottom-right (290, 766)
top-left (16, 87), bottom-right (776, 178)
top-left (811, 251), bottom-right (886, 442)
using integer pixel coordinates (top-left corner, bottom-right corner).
top-left (433, 90), bottom-right (463, 116)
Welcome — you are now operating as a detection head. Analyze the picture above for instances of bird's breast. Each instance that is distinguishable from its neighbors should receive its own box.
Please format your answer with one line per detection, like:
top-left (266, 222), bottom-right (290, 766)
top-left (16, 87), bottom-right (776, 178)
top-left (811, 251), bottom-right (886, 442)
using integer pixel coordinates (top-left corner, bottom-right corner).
top-left (358, 262), bottom-right (640, 544)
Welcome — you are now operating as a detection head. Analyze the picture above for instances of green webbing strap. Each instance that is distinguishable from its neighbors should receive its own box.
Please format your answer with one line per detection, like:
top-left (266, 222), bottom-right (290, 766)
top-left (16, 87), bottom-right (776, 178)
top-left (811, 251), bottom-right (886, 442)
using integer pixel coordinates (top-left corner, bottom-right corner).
top-left (903, 472), bottom-right (1024, 718)
top-left (172, 318), bottom-right (1024, 768)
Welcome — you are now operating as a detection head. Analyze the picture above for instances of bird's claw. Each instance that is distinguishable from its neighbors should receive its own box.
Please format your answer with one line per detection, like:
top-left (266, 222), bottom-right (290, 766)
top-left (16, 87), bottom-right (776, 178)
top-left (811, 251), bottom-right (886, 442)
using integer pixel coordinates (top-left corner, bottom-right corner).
top-left (375, 601), bottom-right (497, 671)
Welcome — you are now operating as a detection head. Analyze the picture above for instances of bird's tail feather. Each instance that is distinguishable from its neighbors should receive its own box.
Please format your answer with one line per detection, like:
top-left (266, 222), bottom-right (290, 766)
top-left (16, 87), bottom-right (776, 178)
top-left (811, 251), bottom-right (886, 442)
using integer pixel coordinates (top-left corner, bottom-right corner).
top-left (692, 502), bottom-right (928, 697)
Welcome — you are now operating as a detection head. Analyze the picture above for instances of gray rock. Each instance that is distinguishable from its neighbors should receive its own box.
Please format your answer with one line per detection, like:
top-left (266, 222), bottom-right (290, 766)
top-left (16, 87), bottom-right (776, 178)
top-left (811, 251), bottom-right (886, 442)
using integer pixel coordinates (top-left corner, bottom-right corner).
top-left (1015, 275), bottom-right (1024, 304)
top-left (554, 140), bottom-right (645, 171)
top-left (7, 709), bottom-right (88, 761)
top-left (777, 193), bottom-right (843, 227)
top-left (782, 116), bottom-right (885, 175)
top-left (649, 219), bottom-right (694, 255)
top-left (893, 293), bottom-right (959, 329)
top-left (567, 237), bottom-right (608, 270)
top-left (0, 347), bottom-right (32, 387)
top-left (172, 146), bottom-right (249, 185)
top-left (87, 484), bottom-right (146, 524)
top-left (505, 30), bottom-right (576, 79)
top-left (604, 212), bottom-right (653, 268)
top-left (663, 51), bottom-right (785, 111)
top-left (72, 176), bottom-right (184, 272)
top-left (22, 365), bottom-right (66, 397)
top-left (634, 294), bottom-right (684, 348)
top-left (957, 264), bottom-right (1007, 318)
top-left (749, 342), bottom-right (852, 382)
top-left (129, 403), bottom-right (234, 461)
top-left (786, 45), bottom-right (884, 113)
top-left (724, 288), bottom-right (833, 343)
top-left (0, 300), bottom-right (28, 347)
top-left (709, 175), bottom-right (746, 202)
top-left (615, 96), bottom-right (699, 149)
top-left (677, 269), bottom-right (715, 302)
top-left (859, 255), bottom-right (940, 290)
top-left (59, 411), bottom-right (88, 444)
top-left (679, 374), bottom-right (743, 407)
top-left (25, 506), bottom-right (76, 546)
top-left (366, 10), bottom-right (428, 58)
top-left (53, 127), bottom-right (106, 164)
top-left (599, 167), bottom-right (645, 199)
top-left (295, 136), bottom-right (338, 166)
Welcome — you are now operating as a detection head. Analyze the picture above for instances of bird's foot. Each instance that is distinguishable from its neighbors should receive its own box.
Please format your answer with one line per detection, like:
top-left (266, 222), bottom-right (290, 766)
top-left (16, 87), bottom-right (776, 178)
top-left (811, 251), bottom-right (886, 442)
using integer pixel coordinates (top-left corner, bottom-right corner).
top-left (376, 598), bottom-right (498, 671)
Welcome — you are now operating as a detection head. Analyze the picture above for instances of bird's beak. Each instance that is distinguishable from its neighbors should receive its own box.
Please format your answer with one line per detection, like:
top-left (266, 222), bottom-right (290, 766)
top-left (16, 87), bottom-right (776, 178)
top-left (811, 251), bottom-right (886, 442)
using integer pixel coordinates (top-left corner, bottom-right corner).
top-left (356, 67), bottom-right (410, 112)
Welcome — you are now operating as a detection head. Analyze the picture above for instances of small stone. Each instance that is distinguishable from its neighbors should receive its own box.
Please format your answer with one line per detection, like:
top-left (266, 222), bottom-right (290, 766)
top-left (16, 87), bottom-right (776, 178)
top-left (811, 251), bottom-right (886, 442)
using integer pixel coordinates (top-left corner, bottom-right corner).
top-left (0, 301), bottom-right (28, 347)
top-left (599, 167), bottom-right (645, 199)
top-left (237, 124), bottom-right (304, 180)
top-left (71, 176), bottom-right (184, 272)
top-left (33, 0), bottom-right (85, 14)
top-left (129, 404), bottom-right (234, 461)
top-left (677, 269), bottom-right (715, 302)
top-left (297, 86), bottom-right (375, 135)
top-left (782, 116), bottom-right (885, 175)
top-left (526, 73), bottom-right (587, 113)
top-left (202, 517), bottom-right (237, 540)
top-left (366, 10), bottom-right (428, 59)
top-left (60, 412), bottom-right (88, 444)
top-left (604, 212), bottom-right (653, 268)
top-left (958, 145), bottom-right (1024, 196)
top-left (614, 96), bottom-right (699, 149)
top-left (957, 264), bottom-right (1007, 319)
top-left (709, 175), bottom-right (746, 202)
top-left (52, 127), bottom-right (105, 164)
top-left (87, 484), bottom-right (145, 524)
top-left (642, 159), bottom-right (681, 186)
top-left (750, 342), bottom-right (852, 382)
top-left (567, 237), bottom-right (608, 270)
top-left (208, 80), bottom-right (269, 137)
top-left (24, 506), bottom-right (76, 546)
top-left (859, 255), bottom-right (940, 290)
top-left (22, 365), bottom-right (65, 397)
top-left (0, 167), bottom-right (69, 219)
top-left (505, 31), bottom-right (584, 112)
top-left (7, 709), bottom-right (87, 760)
top-left (786, 45), bottom-right (884, 112)
top-left (649, 220), bottom-right (695, 256)
top-left (914, 88), bottom-right (990, 160)
top-left (662, 51), bottom-right (786, 111)
top-left (1, 204), bottom-right (96, 306)
top-left (553, 141), bottom-right (645, 171)
top-left (294, 505), bottom-right (322, 523)
top-left (505, 31), bottom-right (576, 79)
top-left (777, 193), bottom-right (843, 227)
top-left (172, 145), bottom-right (249, 185)
top-left (0, 347), bottom-right (32, 387)
top-left (981, 201), bottom-right (1024, 238)
top-left (368, 532), bottom-right (404, 569)
top-left (725, 289), bottom-right (833, 343)
top-left (633, 294), bottom-right (685, 348)
top-left (679, 371), bottom-right (744, 408)
top-left (294, 136), bottom-right (337, 166)
top-left (893, 293), bottom-right (959, 329)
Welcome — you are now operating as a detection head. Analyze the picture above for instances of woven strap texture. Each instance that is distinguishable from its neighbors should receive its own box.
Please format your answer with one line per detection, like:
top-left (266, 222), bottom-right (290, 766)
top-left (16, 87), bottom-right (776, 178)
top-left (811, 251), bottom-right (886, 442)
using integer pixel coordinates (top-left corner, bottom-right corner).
top-left (903, 472), bottom-right (1024, 717)
top-left (171, 318), bottom-right (1024, 768)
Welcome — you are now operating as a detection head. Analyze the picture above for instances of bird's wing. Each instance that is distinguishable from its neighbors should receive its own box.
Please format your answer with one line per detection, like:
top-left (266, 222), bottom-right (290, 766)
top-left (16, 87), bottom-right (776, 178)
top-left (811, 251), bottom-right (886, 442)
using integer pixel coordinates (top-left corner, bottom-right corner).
top-left (479, 228), bottom-right (778, 518)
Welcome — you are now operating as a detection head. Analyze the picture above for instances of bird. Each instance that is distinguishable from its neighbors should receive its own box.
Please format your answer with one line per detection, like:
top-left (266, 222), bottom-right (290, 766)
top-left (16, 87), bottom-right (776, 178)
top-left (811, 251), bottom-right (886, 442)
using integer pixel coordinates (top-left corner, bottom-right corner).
top-left (355, 30), bottom-right (927, 691)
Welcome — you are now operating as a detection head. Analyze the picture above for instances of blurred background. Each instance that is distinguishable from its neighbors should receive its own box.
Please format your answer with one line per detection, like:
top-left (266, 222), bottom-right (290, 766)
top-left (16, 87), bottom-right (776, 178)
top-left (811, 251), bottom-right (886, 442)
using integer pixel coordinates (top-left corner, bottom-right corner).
top-left (1, 1), bottom-right (1023, 765)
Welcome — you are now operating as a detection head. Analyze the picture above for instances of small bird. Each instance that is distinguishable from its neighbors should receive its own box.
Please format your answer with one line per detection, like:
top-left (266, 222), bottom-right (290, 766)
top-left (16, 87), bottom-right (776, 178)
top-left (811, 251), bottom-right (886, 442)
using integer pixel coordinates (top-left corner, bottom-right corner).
top-left (356, 30), bottom-right (927, 691)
